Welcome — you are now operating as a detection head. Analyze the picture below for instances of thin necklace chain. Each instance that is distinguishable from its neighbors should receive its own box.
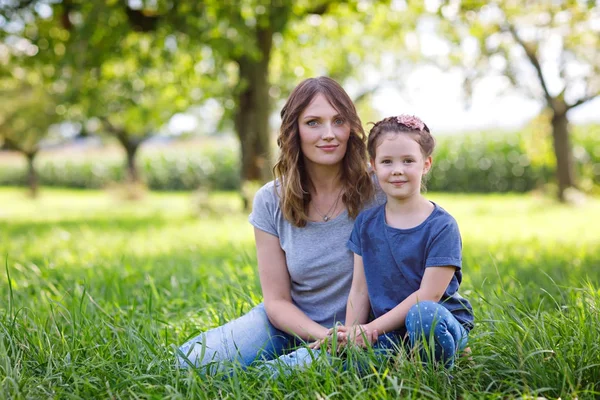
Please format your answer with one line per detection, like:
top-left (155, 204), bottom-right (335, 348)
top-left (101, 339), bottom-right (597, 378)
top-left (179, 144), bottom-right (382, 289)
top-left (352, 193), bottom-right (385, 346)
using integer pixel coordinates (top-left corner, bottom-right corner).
top-left (312, 189), bottom-right (343, 222)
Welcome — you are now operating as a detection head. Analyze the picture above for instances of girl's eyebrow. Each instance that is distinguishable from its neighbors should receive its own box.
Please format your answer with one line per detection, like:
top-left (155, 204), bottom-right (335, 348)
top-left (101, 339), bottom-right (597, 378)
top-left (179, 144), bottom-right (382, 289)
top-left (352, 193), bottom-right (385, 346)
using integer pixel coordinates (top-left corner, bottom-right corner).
top-left (378, 154), bottom-right (416, 158)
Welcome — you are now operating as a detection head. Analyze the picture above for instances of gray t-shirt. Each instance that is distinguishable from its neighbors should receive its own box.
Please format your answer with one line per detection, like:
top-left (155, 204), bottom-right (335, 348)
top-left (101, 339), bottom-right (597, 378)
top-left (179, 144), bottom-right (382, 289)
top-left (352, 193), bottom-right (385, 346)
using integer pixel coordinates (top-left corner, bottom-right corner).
top-left (249, 180), bottom-right (380, 328)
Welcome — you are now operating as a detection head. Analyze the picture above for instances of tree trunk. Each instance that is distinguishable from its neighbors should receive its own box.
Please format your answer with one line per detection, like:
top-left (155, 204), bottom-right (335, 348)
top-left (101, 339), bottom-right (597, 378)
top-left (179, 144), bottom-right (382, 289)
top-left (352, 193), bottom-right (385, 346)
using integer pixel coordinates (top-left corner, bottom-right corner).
top-left (550, 110), bottom-right (576, 202)
top-left (234, 28), bottom-right (273, 209)
top-left (124, 142), bottom-right (141, 184)
top-left (25, 152), bottom-right (39, 198)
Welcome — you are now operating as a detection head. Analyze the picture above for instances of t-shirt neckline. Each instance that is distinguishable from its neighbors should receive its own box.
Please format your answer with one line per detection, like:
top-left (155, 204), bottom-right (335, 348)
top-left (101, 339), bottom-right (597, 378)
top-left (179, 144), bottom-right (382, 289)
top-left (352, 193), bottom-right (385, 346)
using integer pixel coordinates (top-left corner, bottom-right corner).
top-left (383, 202), bottom-right (438, 233)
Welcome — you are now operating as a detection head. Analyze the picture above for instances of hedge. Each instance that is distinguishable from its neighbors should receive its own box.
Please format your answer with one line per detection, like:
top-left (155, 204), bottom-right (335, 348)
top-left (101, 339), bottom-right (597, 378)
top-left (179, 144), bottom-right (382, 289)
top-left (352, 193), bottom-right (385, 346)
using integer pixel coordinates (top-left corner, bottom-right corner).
top-left (0, 126), bottom-right (598, 193)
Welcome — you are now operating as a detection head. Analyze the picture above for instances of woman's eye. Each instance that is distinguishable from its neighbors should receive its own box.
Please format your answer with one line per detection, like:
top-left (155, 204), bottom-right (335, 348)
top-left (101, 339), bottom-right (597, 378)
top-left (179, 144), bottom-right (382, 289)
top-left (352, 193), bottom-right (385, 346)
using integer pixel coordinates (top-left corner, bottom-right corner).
top-left (307, 120), bottom-right (317, 126)
top-left (334, 118), bottom-right (344, 125)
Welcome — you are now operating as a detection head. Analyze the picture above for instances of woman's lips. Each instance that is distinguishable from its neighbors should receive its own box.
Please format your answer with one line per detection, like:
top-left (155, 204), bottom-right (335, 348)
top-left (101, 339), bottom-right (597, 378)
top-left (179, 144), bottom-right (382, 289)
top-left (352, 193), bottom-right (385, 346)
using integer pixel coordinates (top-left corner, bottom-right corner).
top-left (318, 145), bottom-right (338, 152)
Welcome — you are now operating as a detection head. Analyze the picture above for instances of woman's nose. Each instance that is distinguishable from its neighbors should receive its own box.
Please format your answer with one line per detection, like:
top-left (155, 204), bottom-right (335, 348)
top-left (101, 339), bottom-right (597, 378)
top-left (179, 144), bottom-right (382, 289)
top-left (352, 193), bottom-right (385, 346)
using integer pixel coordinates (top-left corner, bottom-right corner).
top-left (322, 123), bottom-right (335, 140)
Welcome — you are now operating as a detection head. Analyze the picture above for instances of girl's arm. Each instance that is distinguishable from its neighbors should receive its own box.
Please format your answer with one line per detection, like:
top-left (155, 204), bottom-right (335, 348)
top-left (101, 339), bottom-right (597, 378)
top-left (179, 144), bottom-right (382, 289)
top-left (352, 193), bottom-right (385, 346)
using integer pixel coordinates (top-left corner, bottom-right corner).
top-left (255, 228), bottom-right (330, 341)
top-left (365, 266), bottom-right (456, 335)
top-left (345, 253), bottom-right (371, 326)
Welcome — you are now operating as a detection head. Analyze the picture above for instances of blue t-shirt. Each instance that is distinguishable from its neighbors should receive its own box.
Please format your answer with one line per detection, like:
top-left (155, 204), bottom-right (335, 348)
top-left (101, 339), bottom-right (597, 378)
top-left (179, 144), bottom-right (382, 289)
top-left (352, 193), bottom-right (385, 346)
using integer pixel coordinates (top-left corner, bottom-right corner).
top-left (347, 202), bottom-right (474, 331)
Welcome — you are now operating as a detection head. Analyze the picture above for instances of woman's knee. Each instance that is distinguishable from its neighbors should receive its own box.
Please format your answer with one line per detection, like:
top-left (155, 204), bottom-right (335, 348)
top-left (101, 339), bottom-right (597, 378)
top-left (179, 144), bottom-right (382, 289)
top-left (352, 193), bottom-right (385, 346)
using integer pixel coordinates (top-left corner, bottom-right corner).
top-left (176, 303), bottom-right (290, 369)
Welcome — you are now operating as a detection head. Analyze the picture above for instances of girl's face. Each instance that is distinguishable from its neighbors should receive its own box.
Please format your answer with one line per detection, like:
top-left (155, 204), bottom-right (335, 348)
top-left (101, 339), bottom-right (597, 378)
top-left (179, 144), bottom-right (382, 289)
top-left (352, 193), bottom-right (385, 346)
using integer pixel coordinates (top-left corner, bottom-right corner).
top-left (298, 93), bottom-right (350, 169)
top-left (371, 132), bottom-right (432, 201)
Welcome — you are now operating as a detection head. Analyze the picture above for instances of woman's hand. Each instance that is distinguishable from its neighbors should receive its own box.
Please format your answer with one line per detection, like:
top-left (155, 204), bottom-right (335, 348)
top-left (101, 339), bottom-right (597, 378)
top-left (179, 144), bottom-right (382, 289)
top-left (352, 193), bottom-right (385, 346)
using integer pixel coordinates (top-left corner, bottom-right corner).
top-left (337, 324), bottom-right (378, 348)
top-left (308, 326), bottom-right (343, 352)
top-left (309, 324), bottom-right (379, 351)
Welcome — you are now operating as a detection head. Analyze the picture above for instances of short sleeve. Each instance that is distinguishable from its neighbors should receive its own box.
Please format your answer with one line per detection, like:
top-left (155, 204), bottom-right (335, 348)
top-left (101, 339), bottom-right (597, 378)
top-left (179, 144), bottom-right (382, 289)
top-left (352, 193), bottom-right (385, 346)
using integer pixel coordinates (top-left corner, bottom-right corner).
top-left (248, 182), bottom-right (279, 237)
top-left (425, 219), bottom-right (462, 269)
top-left (346, 212), bottom-right (364, 256)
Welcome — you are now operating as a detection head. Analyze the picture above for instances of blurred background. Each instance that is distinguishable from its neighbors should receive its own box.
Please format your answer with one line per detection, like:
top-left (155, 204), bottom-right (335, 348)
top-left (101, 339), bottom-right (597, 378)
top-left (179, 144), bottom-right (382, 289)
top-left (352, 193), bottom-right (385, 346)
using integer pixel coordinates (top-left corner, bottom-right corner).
top-left (0, 0), bottom-right (599, 205)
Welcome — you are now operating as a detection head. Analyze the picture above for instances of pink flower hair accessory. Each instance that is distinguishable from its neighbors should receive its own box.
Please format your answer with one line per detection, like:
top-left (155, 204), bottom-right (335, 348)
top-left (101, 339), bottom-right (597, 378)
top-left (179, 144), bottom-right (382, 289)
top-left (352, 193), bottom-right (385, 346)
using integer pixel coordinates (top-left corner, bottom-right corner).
top-left (395, 114), bottom-right (425, 131)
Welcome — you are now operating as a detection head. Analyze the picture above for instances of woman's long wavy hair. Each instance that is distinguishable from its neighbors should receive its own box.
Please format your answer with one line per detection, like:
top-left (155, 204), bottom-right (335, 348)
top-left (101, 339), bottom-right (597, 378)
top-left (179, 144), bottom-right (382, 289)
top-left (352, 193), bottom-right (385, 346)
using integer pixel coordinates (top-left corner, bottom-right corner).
top-left (273, 76), bottom-right (374, 227)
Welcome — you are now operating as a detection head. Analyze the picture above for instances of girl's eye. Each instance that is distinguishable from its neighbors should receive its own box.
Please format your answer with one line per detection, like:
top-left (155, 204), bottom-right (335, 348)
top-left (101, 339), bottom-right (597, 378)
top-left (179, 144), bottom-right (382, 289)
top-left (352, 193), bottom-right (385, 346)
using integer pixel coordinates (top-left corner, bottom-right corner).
top-left (404, 159), bottom-right (414, 164)
top-left (381, 160), bottom-right (392, 164)
top-left (334, 118), bottom-right (344, 125)
top-left (307, 120), bottom-right (318, 126)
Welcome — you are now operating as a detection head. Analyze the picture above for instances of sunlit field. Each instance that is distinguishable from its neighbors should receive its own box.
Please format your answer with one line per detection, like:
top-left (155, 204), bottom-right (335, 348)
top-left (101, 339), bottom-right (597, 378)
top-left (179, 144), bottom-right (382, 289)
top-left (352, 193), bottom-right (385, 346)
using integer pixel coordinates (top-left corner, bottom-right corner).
top-left (1, 187), bottom-right (599, 399)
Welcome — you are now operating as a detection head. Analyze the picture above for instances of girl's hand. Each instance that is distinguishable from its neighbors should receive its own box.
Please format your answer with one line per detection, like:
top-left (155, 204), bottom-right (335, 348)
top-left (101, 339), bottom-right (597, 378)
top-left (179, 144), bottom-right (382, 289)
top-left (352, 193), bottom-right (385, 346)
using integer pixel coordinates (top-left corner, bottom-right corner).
top-left (308, 326), bottom-right (349, 353)
top-left (338, 324), bottom-right (378, 348)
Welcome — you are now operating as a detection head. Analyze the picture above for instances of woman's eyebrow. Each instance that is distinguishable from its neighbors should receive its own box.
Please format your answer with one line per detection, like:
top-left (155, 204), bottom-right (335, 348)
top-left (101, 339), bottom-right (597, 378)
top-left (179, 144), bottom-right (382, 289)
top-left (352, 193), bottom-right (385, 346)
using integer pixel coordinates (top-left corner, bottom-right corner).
top-left (302, 114), bottom-right (342, 119)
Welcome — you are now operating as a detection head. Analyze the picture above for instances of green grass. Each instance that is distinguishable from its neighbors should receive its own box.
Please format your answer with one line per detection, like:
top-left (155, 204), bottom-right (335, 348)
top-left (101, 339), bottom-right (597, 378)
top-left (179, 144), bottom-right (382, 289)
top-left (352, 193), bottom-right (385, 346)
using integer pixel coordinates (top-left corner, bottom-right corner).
top-left (1, 187), bottom-right (599, 399)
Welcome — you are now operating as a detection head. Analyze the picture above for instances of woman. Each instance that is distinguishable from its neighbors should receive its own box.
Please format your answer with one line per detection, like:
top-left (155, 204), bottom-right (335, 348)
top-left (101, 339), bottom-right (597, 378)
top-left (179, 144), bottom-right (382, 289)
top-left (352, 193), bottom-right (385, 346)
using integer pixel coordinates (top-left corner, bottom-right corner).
top-left (177, 76), bottom-right (380, 372)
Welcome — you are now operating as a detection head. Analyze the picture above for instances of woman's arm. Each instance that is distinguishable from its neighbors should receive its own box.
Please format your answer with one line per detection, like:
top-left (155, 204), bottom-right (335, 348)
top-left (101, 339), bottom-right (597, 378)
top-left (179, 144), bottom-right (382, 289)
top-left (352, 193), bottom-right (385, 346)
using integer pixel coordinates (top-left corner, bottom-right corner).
top-left (345, 254), bottom-right (371, 326)
top-left (255, 228), bottom-right (330, 341)
top-left (366, 266), bottom-right (456, 335)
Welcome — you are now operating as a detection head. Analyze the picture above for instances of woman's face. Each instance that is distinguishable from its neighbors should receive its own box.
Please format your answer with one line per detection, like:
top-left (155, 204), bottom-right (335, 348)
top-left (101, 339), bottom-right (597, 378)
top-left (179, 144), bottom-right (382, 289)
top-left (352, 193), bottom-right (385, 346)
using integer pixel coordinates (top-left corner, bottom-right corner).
top-left (298, 93), bottom-right (350, 169)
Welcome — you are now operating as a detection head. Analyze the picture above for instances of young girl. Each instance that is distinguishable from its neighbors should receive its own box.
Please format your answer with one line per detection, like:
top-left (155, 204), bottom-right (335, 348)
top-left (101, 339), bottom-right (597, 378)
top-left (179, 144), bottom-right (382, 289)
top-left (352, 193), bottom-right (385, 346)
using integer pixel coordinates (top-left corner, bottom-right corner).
top-left (339, 114), bottom-right (474, 367)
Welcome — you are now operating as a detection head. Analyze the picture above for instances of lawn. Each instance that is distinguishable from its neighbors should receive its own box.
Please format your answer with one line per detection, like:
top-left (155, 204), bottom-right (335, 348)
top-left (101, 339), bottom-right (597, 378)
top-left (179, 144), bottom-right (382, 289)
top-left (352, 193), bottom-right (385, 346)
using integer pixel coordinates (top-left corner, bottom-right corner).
top-left (1, 187), bottom-right (599, 399)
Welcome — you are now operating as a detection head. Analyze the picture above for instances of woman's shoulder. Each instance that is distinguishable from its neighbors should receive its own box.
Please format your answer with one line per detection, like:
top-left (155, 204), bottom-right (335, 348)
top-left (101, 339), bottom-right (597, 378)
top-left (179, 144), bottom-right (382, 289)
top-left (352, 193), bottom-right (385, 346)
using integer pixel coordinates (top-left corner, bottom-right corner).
top-left (367, 171), bottom-right (387, 207)
top-left (254, 180), bottom-right (282, 204)
top-left (249, 180), bottom-right (284, 235)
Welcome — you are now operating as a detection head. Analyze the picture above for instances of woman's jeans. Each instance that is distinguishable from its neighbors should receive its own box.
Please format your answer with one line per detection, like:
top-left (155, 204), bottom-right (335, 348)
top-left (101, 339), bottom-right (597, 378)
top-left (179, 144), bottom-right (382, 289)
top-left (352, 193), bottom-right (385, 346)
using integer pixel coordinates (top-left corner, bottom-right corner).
top-left (177, 303), bottom-right (317, 373)
top-left (176, 301), bottom-right (468, 374)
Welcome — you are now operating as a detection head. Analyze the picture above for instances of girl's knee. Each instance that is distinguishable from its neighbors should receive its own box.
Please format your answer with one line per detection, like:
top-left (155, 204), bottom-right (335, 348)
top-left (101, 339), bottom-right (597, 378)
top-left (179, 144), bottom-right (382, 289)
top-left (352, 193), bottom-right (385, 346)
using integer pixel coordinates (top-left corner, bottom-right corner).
top-left (406, 301), bottom-right (439, 327)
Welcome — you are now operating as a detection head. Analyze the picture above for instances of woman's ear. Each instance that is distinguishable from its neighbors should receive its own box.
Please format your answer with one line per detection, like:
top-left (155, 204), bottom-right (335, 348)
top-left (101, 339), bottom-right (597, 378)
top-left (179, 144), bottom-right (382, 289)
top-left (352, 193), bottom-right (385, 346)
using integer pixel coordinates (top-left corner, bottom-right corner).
top-left (423, 156), bottom-right (432, 175)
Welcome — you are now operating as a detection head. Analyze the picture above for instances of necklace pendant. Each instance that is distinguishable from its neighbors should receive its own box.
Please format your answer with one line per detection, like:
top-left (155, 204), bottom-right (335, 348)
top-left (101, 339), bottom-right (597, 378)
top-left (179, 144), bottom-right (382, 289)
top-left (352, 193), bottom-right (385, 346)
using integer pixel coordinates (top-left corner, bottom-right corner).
top-left (323, 216), bottom-right (330, 222)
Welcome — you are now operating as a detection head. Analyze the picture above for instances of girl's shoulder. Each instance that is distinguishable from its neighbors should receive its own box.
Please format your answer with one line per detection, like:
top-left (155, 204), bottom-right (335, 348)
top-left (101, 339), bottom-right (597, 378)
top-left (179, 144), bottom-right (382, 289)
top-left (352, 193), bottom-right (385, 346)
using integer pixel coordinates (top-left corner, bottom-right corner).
top-left (430, 203), bottom-right (458, 224)
top-left (427, 202), bottom-right (461, 233)
top-left (356, 202), bottom-right (385, 226)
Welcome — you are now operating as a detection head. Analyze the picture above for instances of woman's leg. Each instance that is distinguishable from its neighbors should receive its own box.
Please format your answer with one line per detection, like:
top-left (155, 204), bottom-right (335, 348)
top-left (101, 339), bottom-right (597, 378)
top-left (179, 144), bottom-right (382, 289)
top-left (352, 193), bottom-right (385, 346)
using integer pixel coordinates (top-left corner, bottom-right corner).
top-left (257, 347), bottom-right (326, 378)
top-left (177, 303), bottom-right (293, 372)
top-left (405, 301), bottom-right (468, 368)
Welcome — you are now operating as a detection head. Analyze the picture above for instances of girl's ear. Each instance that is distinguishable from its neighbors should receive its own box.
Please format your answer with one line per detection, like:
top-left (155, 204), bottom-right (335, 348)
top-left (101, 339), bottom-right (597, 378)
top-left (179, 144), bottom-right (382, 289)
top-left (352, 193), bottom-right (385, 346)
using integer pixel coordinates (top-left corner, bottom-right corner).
top-left (369, 159), bottom-right (377, 172)
top-left (423, 156), bottom-right (432, 175)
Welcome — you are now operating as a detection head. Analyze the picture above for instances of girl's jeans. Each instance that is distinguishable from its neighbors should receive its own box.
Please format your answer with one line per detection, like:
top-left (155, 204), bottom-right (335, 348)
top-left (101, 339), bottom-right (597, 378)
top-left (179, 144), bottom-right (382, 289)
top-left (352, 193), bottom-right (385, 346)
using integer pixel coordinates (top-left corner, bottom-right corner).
top-left (405, 300), bottom-right (469, 367)
top-left (176, 301), bottom-right (468, 374)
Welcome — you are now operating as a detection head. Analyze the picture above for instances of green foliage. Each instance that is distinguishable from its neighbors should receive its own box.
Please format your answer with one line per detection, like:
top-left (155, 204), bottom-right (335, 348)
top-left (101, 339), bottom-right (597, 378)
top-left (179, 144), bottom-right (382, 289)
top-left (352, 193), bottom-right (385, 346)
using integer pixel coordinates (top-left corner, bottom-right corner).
top-left (0, 79), bottom-right (59, 154)
top-left (428, 131), bottom-right (548, 193)
top-left (427, 125), bottom-right (599, 193)
top-left (572, 124), bottom-right (600, 191)
top-left (0, 189), bottom-right (599, 398)
top-left (0, 142), bottom-right (240, 191)
top-left (1, 125), bottom-right (599, 193)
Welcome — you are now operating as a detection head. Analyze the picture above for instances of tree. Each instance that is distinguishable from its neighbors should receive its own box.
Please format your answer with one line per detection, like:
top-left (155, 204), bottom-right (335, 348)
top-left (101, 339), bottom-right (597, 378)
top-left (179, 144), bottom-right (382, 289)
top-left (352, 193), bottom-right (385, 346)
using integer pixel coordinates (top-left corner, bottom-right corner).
top-left (1, 2), bottom-right (216, 184)
top-left (1, 1), bottom-right (419, 196)
top-left (77, 33), bottom-right (211, 184)
top-left (433, 0), bottom-right (600, 201)
top-left (0, 80), bottom-right (59, 197)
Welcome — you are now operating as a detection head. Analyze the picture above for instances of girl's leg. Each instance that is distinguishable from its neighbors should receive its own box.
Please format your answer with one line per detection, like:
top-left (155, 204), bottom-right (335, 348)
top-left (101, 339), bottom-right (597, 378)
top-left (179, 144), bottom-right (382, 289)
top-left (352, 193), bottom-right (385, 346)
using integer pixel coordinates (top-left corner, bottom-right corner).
top-left (177, 303), bottom-right (293, 372)
top-left (405, 301), bottom-right (468, 368)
